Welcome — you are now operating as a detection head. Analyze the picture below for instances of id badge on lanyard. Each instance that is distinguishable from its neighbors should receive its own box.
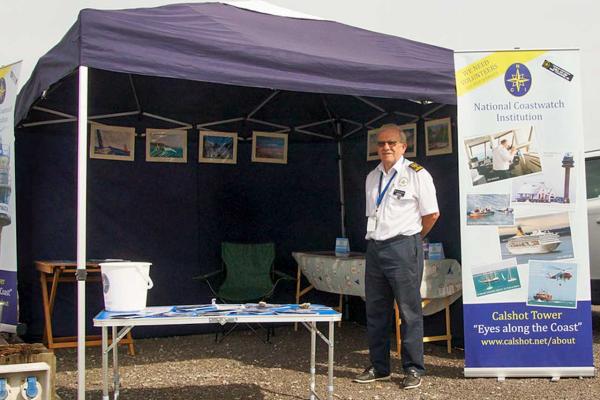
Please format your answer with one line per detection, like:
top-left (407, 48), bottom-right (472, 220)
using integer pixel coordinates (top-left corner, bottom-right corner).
top-left (367, 171), bottom-right (397, 233)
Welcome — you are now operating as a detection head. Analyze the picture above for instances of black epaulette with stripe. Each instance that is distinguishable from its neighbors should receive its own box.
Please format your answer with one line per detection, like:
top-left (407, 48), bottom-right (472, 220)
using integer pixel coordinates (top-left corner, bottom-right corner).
top-left (408, 162), bottom-right (424, 172)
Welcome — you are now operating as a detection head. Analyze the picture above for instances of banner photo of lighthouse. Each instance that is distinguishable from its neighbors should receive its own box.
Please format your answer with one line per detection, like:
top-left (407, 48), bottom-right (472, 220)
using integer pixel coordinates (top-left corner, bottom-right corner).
top-left (511, 152), bottom-right (577, 207)
top-left (455, 49), bottom-right (593, 377)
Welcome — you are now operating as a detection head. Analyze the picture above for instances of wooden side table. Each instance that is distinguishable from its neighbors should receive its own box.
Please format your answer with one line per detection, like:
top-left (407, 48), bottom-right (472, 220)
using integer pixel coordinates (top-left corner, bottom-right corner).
top-left (35, 260), bottom-right (135, 355)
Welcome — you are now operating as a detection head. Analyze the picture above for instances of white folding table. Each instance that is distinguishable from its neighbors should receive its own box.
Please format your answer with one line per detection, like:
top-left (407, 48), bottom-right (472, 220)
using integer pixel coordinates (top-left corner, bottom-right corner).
top-left (94, 304), bottom-right (342, 400)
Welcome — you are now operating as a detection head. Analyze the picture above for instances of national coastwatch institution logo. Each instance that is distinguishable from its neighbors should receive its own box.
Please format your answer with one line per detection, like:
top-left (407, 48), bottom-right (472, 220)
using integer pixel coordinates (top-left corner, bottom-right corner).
top-left (504, 63), bottom-right (531, 97)
top-left (0, 78), bottom-right (6, 104)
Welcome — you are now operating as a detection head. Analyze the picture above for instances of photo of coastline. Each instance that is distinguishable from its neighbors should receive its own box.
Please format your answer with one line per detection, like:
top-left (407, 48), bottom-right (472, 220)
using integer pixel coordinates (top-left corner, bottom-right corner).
top-left (527, 260), bottom-right (577, 309)
top-left (252, 131), bottom-right (288, 164)
top-left (498, 212), bottom-right (573, 265)
top-left (511, 152), bottom-right (576, 206)
top-left (472, 258), bottom-right (521, 297)
top-left (466, 194), bottom-right (514, 226)
top-left (199, 131), bottom-right (237, 164)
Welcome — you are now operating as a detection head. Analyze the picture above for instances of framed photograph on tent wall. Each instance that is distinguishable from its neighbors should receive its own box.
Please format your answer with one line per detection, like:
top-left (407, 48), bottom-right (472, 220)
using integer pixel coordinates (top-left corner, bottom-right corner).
top-left (399, 123), bottom-right (417, 158)
top-left (89, 122), bottom-right (135, 161)
top-left (146, 129), bottom-right (187, 163)
top-left (251, 131), bottom-right (288, 164)
top-left (198, 131), bottom-right (238, 164)
top-left (425, 117), bottom-right (453, 156)
top-left (367, 129), bottom-right (379, 161)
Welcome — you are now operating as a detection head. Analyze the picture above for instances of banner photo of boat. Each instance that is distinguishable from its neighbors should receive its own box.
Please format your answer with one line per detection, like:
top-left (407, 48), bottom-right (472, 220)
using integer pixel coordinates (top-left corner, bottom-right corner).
top-left (466, 194), bottom-right (514, 225)
top-left (498, 211), bottom-right (573, 264)
top-left (464, 125), bottom-right (542, 187)
top-left (511, 152), bottom-right (576, 207)
top-left (472, 258), bottom-right (521, 297)
top-left (527, 261), bottom-right (577, 309)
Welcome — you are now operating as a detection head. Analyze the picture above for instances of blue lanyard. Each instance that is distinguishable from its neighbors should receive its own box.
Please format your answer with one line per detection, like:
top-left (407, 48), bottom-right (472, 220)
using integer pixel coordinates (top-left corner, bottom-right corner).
top-left (377, 171), bottom-right (397, 207)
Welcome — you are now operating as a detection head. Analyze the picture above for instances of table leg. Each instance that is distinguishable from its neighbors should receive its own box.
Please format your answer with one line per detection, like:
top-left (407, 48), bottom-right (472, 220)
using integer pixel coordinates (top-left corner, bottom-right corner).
top-left (113, 327), bottom-right (120, 400)
top-left (39, 272), bottom-right (54, 348)
top-left (445, 297), bottom-right (452, 354)
top-left (337, 295), bottom-right (343, 327)
top-left (295, 265), bottom-right (301, 331)
top-left (102, 327), bottom-right (109, 400)
top-left (328, 321), bottom-right (334, 400)
top-left (48, 268), bottom-right (62, 313)
top-left (310, 321), bottom-right (316, 400)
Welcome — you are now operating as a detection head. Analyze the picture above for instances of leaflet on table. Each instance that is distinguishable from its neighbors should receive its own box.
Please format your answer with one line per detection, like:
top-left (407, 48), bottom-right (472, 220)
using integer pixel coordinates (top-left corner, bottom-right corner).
top-left (104, 304), bottom-right (332, 318)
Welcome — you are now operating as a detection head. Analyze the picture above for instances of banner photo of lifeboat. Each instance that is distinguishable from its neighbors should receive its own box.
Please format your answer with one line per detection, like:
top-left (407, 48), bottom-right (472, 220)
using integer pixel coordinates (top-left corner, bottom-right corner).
top-left (498, 211), bottom-right (573, 265)
top-left (527, 261), bottom-right (577, 309)
top-left (466, 193), bottom-right (514, 225)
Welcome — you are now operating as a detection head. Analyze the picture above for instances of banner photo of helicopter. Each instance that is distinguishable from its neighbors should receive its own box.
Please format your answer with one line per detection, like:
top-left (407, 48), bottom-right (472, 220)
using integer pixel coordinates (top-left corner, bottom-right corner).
top-left (527, 261), bottom-right (577, 309)
top-left (497, 211), bottom-right (573, 265)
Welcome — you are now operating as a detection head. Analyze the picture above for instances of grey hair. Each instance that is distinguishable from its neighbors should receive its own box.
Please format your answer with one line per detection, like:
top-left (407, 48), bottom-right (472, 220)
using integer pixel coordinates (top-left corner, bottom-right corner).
top-left (375, 123), bottom-right (407, 144)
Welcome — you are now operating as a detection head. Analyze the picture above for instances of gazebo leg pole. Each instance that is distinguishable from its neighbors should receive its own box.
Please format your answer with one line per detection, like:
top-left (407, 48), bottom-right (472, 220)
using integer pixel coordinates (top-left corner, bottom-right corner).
top-left (77, 65), bottom-right (89, 400)
top-left (336, 121), bottom-right (346, 238)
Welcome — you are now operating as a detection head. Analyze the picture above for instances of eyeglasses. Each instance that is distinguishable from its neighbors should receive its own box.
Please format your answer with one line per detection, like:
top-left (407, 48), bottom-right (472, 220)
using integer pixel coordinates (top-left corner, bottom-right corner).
top-left (377, 141), bottom-right (401, 147)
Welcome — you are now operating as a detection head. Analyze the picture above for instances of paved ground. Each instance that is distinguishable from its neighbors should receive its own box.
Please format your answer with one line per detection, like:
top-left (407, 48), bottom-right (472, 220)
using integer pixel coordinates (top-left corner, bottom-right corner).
top-left (54, 306), bottom-right (599, 400)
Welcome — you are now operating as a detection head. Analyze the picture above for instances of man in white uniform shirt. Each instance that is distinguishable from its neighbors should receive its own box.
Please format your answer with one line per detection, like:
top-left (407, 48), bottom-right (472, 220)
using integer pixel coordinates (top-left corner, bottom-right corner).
top-left (492, 139), bottom-right (517, 179)
top-left (354, 124), bottom-right (439, 389)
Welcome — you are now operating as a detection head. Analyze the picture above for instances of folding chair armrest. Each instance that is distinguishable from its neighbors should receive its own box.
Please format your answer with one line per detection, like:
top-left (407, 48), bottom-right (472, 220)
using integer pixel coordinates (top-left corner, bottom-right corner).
top-left (192, 269), bottom-right (223, 281)
top-left (273, 270), bottom-right (295, 281)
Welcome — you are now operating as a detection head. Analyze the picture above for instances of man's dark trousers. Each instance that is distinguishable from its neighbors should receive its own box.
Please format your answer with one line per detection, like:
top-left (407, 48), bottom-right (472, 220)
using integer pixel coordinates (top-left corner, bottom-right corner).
top-left (365, 233), bottom-right (425, 376)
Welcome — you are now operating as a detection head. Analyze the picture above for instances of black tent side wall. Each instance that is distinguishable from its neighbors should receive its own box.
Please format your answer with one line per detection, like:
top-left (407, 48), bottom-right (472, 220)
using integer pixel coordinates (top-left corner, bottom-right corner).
top-left (16, 125), bottom-right (341, 340)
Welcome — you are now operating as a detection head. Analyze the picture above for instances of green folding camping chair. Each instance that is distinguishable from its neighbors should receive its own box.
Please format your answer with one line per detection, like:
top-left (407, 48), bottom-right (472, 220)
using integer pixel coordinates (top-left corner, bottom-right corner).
top-left (193, 242), bottom-right (294, 342)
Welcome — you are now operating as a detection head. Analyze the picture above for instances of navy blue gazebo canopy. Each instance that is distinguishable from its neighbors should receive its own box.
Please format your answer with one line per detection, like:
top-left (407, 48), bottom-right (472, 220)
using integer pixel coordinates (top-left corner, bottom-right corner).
top-left (16, 2), bottom-right (455, 125)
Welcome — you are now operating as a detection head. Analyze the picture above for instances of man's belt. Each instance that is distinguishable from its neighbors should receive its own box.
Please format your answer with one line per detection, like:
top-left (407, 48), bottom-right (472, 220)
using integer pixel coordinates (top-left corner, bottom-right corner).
top-left (370, 233), bottom-right (417, 245)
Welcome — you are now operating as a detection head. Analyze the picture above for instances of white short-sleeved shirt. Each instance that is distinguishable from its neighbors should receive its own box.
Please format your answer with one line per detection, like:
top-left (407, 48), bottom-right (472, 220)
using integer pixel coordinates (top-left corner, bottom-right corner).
top-left (365, 157), bottom-right (439, 240)
top-left (492, 145), bottom-right (512, 171)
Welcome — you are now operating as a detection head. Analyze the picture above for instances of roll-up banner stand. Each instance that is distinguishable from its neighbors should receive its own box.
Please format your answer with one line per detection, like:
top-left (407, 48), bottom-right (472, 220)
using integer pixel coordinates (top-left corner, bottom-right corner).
top-left (0, 61), bottom-right (21, 333)
top-left (454, 49), bottom-right (594, 378)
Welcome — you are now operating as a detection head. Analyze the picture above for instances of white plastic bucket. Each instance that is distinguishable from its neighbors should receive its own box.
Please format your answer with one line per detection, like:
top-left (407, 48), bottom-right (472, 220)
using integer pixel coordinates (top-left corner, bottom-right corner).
top-left (100, 262), bottom-right (153, 312)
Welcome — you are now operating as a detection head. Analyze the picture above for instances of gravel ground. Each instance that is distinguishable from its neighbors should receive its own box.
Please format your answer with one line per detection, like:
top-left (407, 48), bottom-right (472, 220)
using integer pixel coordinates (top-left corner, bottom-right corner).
top-left (55, 306), bottom-right (600, 400)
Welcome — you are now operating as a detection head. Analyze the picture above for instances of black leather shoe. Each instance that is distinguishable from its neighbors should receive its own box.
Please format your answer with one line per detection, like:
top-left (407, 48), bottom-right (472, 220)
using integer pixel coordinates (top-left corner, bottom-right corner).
top-left (353, 366), bottom-right (391, 383)
top-left (402, 370), bottom-right (422, 389)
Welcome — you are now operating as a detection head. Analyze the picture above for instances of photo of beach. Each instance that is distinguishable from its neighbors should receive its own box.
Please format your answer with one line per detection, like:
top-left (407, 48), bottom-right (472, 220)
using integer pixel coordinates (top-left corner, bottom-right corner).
top-left (498, 212), bottom-right (573, 265)
top-left (252, 131), bottom-right (288, 164)
top-left (471, 258), bottom-right (521, 297)
top-left (527, 260), bottom-right (577, 309)
top-left (466, 194), bottom-right (514, 225)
